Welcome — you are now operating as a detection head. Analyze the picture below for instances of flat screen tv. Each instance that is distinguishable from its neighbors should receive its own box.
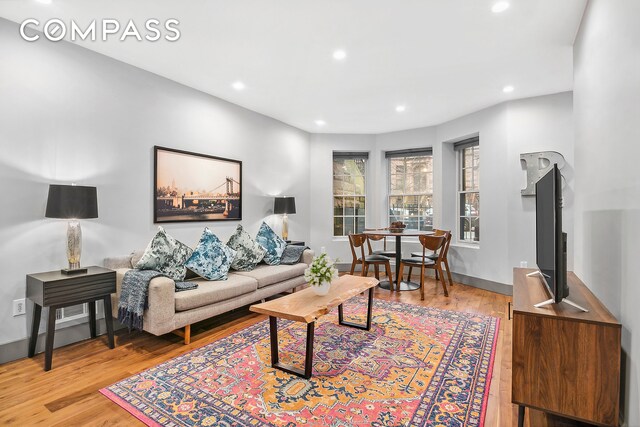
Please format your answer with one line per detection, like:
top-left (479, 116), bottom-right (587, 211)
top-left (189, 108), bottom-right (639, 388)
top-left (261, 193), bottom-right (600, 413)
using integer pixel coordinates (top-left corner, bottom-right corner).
top-left (535, 163), bottom-right (567, 304)
top-left (533, 164), bottom-right (588, 312)
top-left (533, 164), bottom-right (588, 311)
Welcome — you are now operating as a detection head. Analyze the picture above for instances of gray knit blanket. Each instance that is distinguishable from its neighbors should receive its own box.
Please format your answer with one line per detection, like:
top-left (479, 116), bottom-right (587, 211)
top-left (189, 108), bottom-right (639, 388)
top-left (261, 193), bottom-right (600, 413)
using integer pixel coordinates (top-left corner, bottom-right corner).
top-left (118, 269), bottom-right (198, 331)
top-left (280, 245), bottom-right (308, 265)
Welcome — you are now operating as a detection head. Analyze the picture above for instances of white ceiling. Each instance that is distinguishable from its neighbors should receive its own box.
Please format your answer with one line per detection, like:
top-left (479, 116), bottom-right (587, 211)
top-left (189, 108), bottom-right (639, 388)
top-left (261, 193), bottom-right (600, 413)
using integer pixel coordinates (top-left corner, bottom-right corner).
top-left (0, 0), bottom-right (587, 134)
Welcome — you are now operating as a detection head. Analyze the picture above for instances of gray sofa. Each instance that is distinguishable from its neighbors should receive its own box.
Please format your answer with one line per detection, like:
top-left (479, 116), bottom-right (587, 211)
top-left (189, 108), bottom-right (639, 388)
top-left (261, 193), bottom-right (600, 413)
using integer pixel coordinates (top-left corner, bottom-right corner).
top-left (104, 249), bottom-right (314, 344)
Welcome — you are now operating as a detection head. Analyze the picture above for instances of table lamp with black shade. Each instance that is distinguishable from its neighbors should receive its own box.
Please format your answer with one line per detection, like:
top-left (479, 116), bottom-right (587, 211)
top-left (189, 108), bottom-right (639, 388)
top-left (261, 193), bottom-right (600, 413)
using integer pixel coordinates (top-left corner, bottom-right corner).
top-left (274, 196), bottom-right (296, 241)
top-left (45, 184), bottom-right (98, 275)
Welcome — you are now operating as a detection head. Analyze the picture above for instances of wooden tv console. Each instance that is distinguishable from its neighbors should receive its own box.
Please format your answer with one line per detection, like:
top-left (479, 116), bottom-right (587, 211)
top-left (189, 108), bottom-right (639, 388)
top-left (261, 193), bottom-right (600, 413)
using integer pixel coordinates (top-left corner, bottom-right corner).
top-left (511, 268), bottom-right (621, 426)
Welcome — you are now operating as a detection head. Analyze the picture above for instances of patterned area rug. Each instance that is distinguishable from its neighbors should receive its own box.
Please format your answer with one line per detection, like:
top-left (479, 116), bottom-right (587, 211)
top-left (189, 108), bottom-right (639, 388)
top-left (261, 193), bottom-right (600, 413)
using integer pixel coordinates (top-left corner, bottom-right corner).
top-left (101, 298), bottom-right (499, 426)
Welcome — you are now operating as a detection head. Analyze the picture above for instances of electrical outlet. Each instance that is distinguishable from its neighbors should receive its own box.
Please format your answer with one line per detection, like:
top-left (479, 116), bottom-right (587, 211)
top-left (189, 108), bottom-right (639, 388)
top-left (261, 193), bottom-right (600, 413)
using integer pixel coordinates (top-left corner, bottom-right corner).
top-left (13, 299), bottom-right (26, 316)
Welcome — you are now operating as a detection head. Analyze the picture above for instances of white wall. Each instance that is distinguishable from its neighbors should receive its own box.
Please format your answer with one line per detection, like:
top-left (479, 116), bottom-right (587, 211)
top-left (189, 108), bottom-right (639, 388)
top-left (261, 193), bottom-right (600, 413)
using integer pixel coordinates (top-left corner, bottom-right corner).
top-left (0, 18), bottom-right (311, 347)
top-left (506, 93), bottom-right (575, 272)
top-left (434, 103), bottom-right (511, 284)
top-left (573, 1), bottom-right (640, 424)
top-left (309, 92), bottom-right (574, 287)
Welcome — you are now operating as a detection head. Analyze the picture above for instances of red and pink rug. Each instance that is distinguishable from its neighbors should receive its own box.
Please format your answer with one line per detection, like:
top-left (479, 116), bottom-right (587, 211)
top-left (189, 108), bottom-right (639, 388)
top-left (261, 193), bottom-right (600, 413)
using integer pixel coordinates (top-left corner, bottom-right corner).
top-left (101, 298), bottom-right (499, 426)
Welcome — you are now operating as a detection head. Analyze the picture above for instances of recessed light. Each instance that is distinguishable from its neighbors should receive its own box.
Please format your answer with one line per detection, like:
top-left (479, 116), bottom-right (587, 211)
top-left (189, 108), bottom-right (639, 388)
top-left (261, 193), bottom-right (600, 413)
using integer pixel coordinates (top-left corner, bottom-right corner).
top-left (332, 50), bottom-right (347, 61)
top-left (395, 105), bottom-right (406, 113)
top-left (315, 120), bottom-right (326, 126)
top-left (491, 1), bottom-right (510, 13)
top-left (503, 85), bottom-right (514, 93)
top-left (231, 81), bottom-right (245, 91)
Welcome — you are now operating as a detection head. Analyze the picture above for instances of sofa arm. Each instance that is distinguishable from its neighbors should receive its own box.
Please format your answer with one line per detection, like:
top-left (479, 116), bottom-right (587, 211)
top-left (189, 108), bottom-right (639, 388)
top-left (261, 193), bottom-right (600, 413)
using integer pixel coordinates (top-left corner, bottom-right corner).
top-left (302, 249), bottom-right (315, 265)
top-left (144, 276), bottom-right (176, 333)
top-left (111, 269), bottom-right (176, 334)
top-left (104, 255), bottom-right (133, 270)
top-left (111, 268), bottom-right (132, 318)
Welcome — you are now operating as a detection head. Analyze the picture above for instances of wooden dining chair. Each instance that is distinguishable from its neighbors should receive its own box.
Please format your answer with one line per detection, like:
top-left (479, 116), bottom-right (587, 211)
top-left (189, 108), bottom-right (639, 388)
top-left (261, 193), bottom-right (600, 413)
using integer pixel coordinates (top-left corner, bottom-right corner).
top-left (364, 227), bottom-right (396, 258)
top-left (411, 229), bottom-right (453, 286)
top-left (348, 233), bottom-right (394, 290)
top-left (400, 234), bottom-right (448, 299)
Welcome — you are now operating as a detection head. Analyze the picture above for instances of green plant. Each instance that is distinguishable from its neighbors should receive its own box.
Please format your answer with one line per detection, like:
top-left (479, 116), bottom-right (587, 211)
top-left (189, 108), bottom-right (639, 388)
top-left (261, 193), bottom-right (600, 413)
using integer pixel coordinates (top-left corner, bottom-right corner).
top-left (304, 253), bottom-right (338, 286)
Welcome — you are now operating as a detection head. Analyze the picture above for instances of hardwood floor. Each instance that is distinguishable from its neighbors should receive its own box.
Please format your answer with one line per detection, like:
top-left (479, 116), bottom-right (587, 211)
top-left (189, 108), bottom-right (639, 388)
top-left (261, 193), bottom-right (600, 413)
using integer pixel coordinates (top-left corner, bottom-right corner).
top-left (0, 275), bottom-right (594, 426)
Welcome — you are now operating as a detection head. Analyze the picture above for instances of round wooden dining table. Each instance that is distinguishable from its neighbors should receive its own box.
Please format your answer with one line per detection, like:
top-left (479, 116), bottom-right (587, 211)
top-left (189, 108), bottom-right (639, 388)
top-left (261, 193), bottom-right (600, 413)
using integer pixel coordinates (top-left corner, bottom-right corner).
top-left (363, 229), bottom-right (434, 291)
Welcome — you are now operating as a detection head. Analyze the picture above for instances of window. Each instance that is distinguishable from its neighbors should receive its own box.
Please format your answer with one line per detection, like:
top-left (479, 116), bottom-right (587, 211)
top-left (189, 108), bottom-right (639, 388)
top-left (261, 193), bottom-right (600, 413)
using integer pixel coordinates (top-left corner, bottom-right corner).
top-left (456, 138), bottom-right (479, 242)
top-left (387, 148), bottom-right (433, 231)
top-left (333, 152), bottom-right (367, 236)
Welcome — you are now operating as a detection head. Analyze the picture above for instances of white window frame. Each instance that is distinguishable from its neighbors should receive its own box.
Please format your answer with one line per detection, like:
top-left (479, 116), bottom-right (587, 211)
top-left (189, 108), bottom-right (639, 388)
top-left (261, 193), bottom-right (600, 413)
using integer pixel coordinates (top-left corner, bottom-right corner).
top-left (332, 153), bottom-right (368, 237)
top-left (386, 149), bottom-right (434, 231)
top-left (456, 140), bottom-right (480, 244)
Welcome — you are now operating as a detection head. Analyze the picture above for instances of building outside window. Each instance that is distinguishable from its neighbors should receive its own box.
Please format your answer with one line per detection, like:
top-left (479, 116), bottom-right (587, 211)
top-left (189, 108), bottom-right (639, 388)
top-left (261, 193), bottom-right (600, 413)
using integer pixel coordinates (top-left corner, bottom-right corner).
top-left (333, 152), bottom-right (367, 236)
top-left (387, 148), bottom-right (433, 231)
top-left (455, 138), bottom-right (480, 242)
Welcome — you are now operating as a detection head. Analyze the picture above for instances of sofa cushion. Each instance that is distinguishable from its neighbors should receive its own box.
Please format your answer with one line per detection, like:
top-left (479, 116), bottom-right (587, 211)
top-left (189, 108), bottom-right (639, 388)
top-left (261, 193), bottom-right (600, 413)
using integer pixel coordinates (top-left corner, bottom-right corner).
top-left (184, 228), bottom-right (237, 281)
top-left (134, 226), bottom-right (193, 281)
top-left (255, 222), bottom-right (287, 265)
top-left (227, 224), bottom-right (266, 271)
top-left (130, 250), bottom-right (145, 268)
top-left (175, 274), bottom-right (257, 311)
top-left (234, 263), bottom-right (307, 288)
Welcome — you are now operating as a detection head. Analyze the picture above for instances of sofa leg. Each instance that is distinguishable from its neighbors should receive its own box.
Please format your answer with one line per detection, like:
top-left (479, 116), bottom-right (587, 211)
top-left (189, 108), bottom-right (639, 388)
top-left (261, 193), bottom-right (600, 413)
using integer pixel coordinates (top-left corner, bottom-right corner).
top-left (184, 324), bottom-right (191, 345)
top-left (172, 324), bottom-right (192, 345)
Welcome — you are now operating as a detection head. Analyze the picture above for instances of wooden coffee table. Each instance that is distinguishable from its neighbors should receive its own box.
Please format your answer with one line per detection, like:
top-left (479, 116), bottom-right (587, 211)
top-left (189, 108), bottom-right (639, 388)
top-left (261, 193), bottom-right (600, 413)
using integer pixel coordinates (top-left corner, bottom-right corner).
top-left (250, 274), bottom-right (379, 379)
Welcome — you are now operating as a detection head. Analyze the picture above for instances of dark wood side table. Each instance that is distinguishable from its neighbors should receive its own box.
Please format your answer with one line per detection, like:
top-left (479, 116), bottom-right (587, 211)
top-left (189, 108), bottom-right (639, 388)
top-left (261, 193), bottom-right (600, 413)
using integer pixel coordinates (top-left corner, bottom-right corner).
top-left (26, 266), bottom-right (116, 371)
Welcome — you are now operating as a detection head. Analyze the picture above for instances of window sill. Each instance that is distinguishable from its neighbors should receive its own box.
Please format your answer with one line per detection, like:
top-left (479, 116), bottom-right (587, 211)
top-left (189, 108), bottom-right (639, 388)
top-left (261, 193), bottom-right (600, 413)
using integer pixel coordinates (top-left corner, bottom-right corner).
top-left (451, 242), bottom-right (480, 250)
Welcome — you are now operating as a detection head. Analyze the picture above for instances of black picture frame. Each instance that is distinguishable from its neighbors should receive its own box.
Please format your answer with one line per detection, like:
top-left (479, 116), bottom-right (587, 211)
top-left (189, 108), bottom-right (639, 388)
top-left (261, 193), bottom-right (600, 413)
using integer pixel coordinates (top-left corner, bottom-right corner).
top-left (153, 146), bottom-right (242, 223)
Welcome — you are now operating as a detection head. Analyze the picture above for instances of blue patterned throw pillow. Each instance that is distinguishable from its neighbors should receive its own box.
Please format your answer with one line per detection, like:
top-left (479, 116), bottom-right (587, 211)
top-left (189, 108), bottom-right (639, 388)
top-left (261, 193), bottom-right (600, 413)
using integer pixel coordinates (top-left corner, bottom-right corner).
top-left (227, 224), bottom-right (266, 271)
top-left (255, 222), bottom-right (286, 265)
top-left (135, 227), bottom-right (193, 281)
top-left (184, 228), bottom-right (237, 280)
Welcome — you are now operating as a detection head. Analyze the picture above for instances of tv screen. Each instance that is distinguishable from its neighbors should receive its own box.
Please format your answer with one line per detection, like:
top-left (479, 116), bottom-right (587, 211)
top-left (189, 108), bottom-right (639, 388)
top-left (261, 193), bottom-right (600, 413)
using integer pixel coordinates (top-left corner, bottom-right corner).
top-left (535, 164), bottom-right (567, 303)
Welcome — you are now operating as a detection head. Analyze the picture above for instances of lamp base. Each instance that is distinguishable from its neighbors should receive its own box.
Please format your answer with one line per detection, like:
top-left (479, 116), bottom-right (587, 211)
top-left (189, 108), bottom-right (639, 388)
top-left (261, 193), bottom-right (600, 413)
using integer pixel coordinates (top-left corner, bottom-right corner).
top-left (61, 267), bottom-right (88, 275)
top-left (282, 214), bottom-right (289, 241)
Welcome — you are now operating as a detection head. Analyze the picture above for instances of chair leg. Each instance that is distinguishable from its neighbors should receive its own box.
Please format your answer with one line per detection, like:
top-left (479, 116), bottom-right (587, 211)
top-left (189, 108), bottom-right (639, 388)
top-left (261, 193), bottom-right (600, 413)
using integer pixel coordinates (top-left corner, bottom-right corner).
top-left (420, 269), bottom-right (425, 301)
top-left (435, 270), bottom-right (439, 280)
top-left (384, 261), bottom-right (393, 291)
top-left (397, 262), bottom-right (404, 291)
top-left (363, 263), bottom-right (369, 277)
top-left (408, 266), bottom-right (413, 282)
top-left (350, 260), bottom-right (356, 275)
top-left (438, 266), bottom-right (449, 297)
top-left (374, 264), bottom-right (380, 280)
top-left (444, 259), bottom-right (453, 286)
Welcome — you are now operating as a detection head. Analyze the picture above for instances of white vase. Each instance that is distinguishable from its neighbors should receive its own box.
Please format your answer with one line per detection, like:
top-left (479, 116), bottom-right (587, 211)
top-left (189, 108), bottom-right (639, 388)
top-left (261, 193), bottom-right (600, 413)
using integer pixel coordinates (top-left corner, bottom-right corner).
top-left (312, 280), bottom-right (331, 296)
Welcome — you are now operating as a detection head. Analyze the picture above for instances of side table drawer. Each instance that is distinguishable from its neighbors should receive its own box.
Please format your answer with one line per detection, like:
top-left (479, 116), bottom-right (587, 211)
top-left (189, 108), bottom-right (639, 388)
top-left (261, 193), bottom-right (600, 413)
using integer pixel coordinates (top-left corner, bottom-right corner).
top-left (43, 273), bottom-right (116, 306)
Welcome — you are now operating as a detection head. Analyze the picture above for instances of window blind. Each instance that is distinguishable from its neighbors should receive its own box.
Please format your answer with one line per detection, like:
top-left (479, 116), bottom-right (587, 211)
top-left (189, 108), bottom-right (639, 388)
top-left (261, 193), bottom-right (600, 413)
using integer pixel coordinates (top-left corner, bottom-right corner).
top-left (384, 147), bottom-right (432, 158)
top-left (332, 151), bottom-right (369, 159)
top-left (453, 136), bottom-right (479, 151)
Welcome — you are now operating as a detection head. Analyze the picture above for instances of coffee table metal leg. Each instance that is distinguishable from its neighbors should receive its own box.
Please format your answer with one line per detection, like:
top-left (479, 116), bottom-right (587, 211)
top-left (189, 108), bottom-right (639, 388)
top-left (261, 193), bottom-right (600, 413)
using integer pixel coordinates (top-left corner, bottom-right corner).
top-left (304, 322), bottom-right (314, 378)
top-left (269, 316), bottom-right (279, 366)
top-left (269, 316), bottom-right (315, 379)
top-left (366, 287), bottom-right (373, 330)
top-left (338, 288), bottom-right (374, 331)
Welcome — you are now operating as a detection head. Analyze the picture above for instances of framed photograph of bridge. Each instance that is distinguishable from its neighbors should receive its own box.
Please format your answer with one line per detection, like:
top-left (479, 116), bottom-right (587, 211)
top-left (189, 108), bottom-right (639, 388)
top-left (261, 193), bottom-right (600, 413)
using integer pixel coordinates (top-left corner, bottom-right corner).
top-left (153, 146), bottom-right (242, 223)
